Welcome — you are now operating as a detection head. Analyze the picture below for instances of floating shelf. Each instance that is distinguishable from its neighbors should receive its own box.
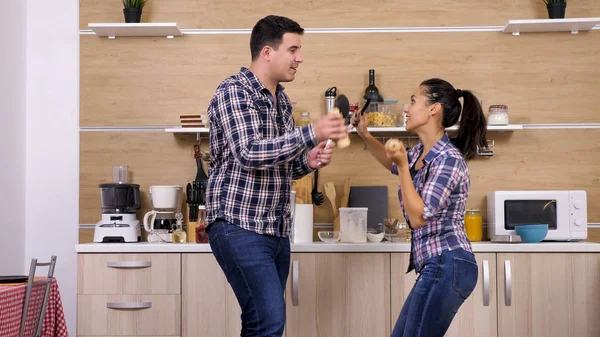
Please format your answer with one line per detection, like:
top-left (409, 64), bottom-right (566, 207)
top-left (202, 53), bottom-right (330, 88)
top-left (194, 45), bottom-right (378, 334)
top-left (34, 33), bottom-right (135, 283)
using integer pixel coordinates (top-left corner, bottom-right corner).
top-left (502, 18), bottom-right (600, 36)
top-left (359, 124), bottom-right (524, 133)
top-left (164, 124), bottom-right (524, 134)
top-left (165, 127), bottom-right (210, 133)
top-left (88, 23), bottom-right (183, 39)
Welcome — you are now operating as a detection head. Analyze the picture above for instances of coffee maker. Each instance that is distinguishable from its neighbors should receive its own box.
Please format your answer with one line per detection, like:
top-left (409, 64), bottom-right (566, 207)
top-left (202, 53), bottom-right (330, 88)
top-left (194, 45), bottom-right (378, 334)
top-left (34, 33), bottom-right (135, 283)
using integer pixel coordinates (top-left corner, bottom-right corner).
top-left (93, 166), bottom-right (141, 243)
top-left (143, 185), bottom-right (182, 243)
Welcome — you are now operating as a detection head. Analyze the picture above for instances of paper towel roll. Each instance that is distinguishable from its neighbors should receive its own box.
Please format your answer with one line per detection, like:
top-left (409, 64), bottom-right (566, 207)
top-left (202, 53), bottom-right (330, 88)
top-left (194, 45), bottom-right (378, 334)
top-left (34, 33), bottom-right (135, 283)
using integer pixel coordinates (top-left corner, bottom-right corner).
top-left (293, 204), bottom-right (313, 243)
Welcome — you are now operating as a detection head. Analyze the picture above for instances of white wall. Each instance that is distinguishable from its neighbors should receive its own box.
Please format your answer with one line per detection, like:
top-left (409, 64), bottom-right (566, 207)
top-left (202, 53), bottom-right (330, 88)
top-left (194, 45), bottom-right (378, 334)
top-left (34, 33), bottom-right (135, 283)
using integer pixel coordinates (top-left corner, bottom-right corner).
top-left (0, 0), bottom-right (27, 274)
top-left (25, 0), bottom-right (79, 335)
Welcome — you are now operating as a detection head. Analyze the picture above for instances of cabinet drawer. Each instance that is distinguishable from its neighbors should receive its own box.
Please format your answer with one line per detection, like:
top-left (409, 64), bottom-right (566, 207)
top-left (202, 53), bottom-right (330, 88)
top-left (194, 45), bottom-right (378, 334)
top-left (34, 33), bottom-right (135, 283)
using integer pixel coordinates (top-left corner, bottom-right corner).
top-left (77, 294), bottom-right (180, 336)
top-left (78, 253), bottom-right (181, 295)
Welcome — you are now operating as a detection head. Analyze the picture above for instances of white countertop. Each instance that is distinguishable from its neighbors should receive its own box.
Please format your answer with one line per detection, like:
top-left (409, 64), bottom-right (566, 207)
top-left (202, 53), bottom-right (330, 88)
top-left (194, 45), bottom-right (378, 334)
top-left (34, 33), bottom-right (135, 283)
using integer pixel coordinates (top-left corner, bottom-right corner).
top-left (75, 241), bottom-right (600, 253)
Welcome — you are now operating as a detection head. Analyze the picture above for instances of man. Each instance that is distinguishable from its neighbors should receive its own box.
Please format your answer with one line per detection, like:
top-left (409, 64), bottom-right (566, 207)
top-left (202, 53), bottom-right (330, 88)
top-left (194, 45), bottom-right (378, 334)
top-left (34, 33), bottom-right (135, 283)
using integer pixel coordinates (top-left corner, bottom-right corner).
top-left (205, 15), bottom-right (347, 337)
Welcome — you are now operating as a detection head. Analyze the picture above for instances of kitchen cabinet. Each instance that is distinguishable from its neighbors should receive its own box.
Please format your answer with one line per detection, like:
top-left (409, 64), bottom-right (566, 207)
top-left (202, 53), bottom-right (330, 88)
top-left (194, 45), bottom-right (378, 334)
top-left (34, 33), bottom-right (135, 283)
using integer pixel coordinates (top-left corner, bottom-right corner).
top-left (390, 253), bottom-right (498, 337)
top-left (181, 253), bottom-right (241, 337)
top-left (285, 252), bottom-right (391, 337)
top-left (76, 248), bottom-right (600, 337)
top-left (77, 253), bottom-right (181, 336)
top-left (497, 253), bottom-right (600, 337)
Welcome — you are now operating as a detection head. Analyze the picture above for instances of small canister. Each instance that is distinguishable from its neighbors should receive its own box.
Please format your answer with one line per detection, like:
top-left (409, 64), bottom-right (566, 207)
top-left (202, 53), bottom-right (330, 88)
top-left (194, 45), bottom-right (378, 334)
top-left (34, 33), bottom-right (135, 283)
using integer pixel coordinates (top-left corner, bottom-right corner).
top-left (487, 105), bottom-right (509, 125)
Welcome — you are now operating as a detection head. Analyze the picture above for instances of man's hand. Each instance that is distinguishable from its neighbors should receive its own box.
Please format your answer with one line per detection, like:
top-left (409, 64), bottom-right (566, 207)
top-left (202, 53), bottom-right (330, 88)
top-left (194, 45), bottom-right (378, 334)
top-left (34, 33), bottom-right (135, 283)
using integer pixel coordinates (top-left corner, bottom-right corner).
top-left (312, 113), bottom-right (347, 142)
top-left (307, 140), bottom-right (336, 169)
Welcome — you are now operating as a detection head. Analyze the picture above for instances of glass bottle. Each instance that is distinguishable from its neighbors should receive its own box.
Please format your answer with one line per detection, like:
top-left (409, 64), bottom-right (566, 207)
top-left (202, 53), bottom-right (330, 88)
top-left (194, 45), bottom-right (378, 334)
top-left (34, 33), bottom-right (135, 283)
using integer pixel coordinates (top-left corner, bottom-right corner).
top-left (364, 69), bottom-right (383, 102)
top-left (172, 213), bottom-right (187, 243)
top-left (465, 209), bottom-right (483, 242)
top-left (196, 205), bottom-right (209, 243)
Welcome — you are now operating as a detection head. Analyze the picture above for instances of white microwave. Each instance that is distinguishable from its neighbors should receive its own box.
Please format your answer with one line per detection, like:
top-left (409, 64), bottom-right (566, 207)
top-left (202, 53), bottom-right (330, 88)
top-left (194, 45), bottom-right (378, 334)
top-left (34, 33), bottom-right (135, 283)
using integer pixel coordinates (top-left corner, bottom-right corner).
top-left (487, 190), bottom-right (587, 242)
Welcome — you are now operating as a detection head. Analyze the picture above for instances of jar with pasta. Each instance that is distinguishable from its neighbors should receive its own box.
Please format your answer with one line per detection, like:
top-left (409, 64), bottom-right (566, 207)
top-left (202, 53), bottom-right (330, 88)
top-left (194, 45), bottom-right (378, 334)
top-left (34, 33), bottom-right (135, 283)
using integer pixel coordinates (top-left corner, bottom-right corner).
top-left (365, 99), bottom-right (399, 127)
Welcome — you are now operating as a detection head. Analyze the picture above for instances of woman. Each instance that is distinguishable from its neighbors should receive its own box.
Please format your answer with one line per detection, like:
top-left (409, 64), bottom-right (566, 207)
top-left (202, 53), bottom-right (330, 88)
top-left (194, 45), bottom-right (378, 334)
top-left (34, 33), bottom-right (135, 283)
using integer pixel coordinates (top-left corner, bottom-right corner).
top-left (351, 78), bottom-right (486, 337)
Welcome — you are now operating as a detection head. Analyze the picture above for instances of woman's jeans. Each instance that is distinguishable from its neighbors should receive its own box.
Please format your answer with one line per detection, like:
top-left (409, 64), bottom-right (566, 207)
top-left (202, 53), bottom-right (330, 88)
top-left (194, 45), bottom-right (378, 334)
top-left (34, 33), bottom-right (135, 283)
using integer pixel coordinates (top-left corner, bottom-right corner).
top-left (207, 219), bottom-right (291, 337)
top-left (392, 249), bottom-right (479, 337)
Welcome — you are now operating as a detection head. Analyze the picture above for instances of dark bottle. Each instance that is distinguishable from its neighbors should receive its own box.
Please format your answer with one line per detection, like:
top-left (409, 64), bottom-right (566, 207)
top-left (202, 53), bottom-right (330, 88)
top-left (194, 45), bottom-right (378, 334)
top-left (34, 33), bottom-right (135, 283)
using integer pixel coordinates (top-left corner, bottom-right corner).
top-left (364, 69), bottom-right (383, 102)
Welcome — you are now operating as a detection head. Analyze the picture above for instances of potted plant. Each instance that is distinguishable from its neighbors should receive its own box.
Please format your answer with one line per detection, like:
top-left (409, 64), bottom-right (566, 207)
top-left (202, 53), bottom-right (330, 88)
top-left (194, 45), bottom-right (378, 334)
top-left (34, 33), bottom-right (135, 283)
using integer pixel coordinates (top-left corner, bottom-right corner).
top-left (122, 0), bottom-right (148, 23)
top-left (544, 0), bottom-right (567, 19)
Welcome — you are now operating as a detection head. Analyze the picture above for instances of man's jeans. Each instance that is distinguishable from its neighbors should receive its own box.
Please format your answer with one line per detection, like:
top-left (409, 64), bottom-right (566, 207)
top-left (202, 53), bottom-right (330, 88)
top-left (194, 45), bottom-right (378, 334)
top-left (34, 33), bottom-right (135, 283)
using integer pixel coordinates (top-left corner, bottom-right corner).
top-left (392, 248), bottom-right (479, 337)
top-left (207, 219), bottom-right (291, 337)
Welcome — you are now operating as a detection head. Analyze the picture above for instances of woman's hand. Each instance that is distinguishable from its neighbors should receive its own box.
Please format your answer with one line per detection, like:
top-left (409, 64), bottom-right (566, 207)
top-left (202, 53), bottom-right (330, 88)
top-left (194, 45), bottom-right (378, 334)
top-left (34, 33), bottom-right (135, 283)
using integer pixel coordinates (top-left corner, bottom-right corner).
top-left (385, 139), bottom-right (409, 170)
top-left (350, 111), bottom-right (369, 138)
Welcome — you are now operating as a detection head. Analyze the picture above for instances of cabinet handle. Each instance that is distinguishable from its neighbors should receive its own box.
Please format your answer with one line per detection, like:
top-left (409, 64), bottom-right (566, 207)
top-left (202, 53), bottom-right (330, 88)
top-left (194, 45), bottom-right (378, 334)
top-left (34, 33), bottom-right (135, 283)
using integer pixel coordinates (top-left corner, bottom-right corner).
top-left (292, 260), bottom-right (299, 306)
top-left (106, 302), bottom-right (152, 310)
top-left (107, 261), bottom-right (152, 268)
top-left (504, 260), bottom-right (512, 306)
top-left (483, 260), bottom-right (490, 307)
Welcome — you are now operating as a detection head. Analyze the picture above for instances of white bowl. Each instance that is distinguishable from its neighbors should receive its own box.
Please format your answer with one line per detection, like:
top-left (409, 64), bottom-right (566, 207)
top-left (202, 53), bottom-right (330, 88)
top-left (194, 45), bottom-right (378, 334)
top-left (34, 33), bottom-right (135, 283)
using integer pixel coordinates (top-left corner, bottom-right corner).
top-left (318, 231), bottom-right (341, 243)
top-left (367, 232), bottom-right (385, 242)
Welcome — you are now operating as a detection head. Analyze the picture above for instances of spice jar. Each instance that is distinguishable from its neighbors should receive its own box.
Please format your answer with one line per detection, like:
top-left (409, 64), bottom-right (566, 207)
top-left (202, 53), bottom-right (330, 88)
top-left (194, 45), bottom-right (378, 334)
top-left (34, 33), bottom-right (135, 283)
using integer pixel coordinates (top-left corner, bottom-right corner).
top-left (464, 209), bottom-right (483, 242)
top-left (487, 105), bottom-right (509, 125)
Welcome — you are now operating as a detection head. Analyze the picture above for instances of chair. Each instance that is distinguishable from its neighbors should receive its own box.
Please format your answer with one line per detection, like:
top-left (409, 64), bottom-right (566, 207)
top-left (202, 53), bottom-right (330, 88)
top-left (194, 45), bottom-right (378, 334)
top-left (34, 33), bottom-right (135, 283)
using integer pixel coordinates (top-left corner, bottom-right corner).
top-left (19, 255), bottom-right (57, 337)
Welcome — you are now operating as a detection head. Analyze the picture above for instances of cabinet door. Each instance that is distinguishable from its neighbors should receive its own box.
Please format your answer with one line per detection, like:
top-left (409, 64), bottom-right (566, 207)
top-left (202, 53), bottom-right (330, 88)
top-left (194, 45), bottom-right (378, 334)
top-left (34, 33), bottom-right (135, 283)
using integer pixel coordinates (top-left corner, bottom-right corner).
top-left (390, 252), bottom-right (497, 337)
top-left (497, 253), bottom-right (600, 337)
top-left (285, 253), bottom-right (391, 337)
top-left (78, 253), bottom-right (181, 295)
top-left (181, 253), bottom-right (241, 337)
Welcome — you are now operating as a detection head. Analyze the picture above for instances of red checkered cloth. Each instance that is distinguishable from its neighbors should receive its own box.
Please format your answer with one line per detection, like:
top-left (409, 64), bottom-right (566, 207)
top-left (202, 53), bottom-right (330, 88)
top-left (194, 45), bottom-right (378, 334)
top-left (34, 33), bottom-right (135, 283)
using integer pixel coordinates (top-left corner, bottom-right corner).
top-left (0, 277), bottom-right (69, 337)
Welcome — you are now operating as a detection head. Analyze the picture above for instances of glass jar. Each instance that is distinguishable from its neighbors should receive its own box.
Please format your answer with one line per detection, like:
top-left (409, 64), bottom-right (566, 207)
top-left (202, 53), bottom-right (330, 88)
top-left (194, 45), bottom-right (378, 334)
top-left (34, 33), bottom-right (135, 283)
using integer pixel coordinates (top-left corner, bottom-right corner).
top-left (487, 105), bottom-right (509, 125)
top-left (464, 209), bottom-right (483, 242)
top-left (298, 111), bottom-right (310, 127)
top-left (365, 100), bottom-right (398, 127)
top-left (196, 205), bottom-right (209, 243)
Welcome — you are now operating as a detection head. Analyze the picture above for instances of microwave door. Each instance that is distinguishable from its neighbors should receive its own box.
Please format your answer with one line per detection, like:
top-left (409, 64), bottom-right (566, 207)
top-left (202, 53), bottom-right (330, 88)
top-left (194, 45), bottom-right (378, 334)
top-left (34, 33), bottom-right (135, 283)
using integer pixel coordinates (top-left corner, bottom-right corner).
top-left (504, 199), bottom-right (557, 230)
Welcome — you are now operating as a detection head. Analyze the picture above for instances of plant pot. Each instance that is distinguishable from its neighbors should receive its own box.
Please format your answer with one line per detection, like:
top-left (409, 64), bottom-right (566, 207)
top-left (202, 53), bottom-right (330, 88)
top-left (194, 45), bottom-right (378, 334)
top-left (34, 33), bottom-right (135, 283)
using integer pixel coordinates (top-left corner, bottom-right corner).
top-left (546, 3), bottom-right (567, 19)
top-left (123, 8), bottom-right (142, 23)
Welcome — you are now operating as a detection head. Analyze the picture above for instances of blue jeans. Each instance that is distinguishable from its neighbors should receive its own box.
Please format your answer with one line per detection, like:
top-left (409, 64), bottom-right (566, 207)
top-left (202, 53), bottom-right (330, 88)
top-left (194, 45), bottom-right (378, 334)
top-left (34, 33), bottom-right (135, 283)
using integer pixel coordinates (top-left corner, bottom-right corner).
top-left (392, 249), bottom-right (478, 337)
top-left (207, 219), bottom-right (291, 337)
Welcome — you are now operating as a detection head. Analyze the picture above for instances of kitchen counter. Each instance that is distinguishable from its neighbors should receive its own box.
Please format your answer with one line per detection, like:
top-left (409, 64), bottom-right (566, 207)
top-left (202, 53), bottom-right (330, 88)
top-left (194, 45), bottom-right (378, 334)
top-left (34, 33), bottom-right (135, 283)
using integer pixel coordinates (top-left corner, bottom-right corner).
top-left (75, 241), bottom-right (600, 253)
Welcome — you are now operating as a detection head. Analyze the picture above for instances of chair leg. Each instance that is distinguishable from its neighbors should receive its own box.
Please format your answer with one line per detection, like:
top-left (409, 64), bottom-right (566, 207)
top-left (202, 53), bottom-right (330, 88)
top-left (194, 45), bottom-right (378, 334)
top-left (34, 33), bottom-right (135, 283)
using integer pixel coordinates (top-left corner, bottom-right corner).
top-left (19, 258), bottom-right (38, 337)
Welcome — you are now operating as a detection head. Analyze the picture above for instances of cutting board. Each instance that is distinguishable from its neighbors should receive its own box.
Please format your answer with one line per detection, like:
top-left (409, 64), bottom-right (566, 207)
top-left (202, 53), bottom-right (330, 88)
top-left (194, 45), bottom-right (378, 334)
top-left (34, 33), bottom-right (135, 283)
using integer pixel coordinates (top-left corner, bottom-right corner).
top-left (348, 186), bottom-right (388, 229)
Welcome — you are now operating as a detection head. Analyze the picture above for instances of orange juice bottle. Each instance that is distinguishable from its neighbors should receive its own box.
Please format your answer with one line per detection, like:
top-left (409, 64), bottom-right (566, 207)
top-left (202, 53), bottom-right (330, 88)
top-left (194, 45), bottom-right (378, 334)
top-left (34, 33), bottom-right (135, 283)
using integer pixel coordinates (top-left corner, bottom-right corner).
top-left (464, 209), bottom-right (483, 242)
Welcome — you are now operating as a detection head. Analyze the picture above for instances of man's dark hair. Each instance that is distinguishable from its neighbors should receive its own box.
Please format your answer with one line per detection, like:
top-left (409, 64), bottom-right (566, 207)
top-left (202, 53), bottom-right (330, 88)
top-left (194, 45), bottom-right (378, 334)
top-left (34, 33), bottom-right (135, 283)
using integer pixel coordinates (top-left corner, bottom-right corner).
top-left (250, 15), bottom-right (304, 61)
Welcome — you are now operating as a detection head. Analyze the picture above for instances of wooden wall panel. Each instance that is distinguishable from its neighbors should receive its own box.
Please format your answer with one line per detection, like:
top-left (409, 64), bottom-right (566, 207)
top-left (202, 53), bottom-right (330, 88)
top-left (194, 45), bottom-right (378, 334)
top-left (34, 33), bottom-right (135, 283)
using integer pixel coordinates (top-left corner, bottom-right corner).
top-left (79, 0), bottom-right (600, 30)
top-left (79, 132), bottom-right (207, 224)
top-left (79, 129), bottom-right (600, 226)
top-left (80, 32), bottom-right (600, 127)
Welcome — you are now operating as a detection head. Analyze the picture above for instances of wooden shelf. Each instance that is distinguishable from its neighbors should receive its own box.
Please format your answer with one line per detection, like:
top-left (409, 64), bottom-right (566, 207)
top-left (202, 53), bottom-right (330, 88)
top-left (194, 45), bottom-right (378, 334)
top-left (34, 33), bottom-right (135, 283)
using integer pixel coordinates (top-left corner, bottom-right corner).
top-left (88, 23), bottom-right (183, 39)
top-left (502, 18), bottom-right (600, 35)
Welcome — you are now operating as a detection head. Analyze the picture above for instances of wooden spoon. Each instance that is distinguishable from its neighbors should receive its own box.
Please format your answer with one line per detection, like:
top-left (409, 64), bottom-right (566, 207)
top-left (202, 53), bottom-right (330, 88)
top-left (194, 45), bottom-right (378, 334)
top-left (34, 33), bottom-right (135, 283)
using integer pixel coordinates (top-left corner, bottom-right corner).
top-left (323, 182), bottom-right (337, 218)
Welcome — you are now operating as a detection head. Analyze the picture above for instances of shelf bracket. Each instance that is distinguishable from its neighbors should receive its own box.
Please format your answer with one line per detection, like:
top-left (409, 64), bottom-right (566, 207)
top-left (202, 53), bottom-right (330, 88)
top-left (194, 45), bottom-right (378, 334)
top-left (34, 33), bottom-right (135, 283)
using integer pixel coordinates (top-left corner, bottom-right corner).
top-left (571, 29), bottom-right (579, 35)
top-left (108, 36), bottom-right (116, 40)
top-left (167, 35), bottom-right (174, 39)
top-left (512, 31), bottom-right (520, 36)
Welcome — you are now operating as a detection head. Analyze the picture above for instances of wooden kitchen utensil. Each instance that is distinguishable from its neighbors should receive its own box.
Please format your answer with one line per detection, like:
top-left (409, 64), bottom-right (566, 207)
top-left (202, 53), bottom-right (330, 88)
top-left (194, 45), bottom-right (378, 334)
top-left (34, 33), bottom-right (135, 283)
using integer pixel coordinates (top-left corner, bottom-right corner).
top-left (333, 178), bottom-right (351, 233)
top-left (323, 181), bottom-right (337, 218)
top-left (293, 175), bottom-right (313, 204)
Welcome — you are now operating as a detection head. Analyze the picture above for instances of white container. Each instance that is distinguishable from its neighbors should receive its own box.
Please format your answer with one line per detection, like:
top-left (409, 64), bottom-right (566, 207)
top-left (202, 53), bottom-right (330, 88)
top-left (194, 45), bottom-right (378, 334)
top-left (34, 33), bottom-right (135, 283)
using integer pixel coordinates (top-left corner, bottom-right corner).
top-left (293, 204), bottom-right (313, 243)
top-left (339, 207), bottom-right (368, 243)
top-left (149, 185), bottom-right (182, 210)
